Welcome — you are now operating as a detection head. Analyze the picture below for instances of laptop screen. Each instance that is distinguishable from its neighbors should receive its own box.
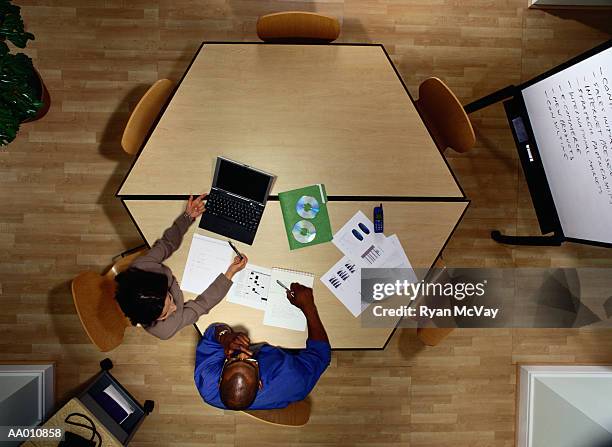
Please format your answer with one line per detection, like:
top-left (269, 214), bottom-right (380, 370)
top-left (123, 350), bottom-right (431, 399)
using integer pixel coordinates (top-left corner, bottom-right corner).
top-left (214, 158), bottom-right (273, 203)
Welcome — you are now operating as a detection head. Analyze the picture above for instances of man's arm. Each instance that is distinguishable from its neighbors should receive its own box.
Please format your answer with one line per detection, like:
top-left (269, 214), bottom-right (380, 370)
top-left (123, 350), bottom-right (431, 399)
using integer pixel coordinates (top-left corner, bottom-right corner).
top-left (287, 283), bottom-right (331, 397)
top-left (287, 283), bottom-right (329, 343)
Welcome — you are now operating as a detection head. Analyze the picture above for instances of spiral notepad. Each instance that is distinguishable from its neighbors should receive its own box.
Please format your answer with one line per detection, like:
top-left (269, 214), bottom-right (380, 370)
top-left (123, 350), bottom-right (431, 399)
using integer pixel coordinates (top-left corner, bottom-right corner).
top-left (262, 268), bottom-right (315, 331)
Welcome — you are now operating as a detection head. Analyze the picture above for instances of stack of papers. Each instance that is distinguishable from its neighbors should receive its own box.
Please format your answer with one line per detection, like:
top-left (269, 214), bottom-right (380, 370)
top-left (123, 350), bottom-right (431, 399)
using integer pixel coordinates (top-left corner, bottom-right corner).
top-left (181, 233), bottom-right (314, 332)
top-left (321, 211), bottom-right (415, 316)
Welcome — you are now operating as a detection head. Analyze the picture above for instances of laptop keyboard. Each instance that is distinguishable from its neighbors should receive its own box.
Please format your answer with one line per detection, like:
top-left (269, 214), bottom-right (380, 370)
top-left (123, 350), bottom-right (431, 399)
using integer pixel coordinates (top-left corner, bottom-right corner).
top-left (206, 193), bottom-right (263, 232)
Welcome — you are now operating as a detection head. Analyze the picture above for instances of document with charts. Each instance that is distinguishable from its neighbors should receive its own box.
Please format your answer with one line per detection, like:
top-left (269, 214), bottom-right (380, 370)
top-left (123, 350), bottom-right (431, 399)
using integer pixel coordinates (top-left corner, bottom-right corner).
top-left (228, 265), bottom-right (272, 310)
top-left (332, 211), bottom-right (394, 268)
top-left (181, 234), bottom-right (233, 294)
top-left (263, 268), bottom-right (314, 331)
top-left (326, 210), bottom-right (416, 316)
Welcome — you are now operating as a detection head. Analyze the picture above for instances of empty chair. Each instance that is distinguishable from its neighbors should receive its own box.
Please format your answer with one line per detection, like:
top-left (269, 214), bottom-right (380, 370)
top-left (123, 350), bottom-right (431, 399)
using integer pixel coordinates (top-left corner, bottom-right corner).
top-left (244, 398), bottom-right (311, 426)
top-left (71, 249), bottom-right (146, 352)
top-left (415, 77), bottom-right (476, 154)
top-left (257, 12), bottom-right (340, 43)
top-left (121, 79), bottom-right (174, 155)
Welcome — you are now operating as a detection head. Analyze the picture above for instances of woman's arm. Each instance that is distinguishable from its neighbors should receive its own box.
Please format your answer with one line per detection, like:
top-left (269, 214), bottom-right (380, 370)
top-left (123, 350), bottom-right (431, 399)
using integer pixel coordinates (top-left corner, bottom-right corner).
top-left (132, 194), bottom-right (207, 265)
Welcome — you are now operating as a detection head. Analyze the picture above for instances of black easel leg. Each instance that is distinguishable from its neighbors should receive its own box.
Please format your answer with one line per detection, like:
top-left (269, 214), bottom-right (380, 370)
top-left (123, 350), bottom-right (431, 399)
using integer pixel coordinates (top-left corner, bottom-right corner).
top-left (491, 230), bottom-right (563, 246)
top-left (464, 85), bottom-right (517, 114)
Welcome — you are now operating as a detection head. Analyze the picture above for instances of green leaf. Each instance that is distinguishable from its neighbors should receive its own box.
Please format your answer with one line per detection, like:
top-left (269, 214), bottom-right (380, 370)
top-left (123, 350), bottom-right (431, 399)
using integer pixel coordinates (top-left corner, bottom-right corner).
top-left (0, 0), bottom-right (35, 48)
top-left (0, 106), bottom-right (19, 146)
top-left (0, 51), bottom-right (42, 146)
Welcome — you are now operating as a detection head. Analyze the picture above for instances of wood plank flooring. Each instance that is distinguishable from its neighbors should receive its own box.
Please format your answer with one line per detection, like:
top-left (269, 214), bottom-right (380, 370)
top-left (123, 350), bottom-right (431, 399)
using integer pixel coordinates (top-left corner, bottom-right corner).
top-left (1, 1), bottom-right (612, 446)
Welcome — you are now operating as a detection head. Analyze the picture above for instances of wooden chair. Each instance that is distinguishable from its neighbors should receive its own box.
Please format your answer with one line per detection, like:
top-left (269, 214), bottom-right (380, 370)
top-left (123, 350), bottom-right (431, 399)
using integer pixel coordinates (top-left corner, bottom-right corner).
top-left (256, 12), bottom-right (340, 43)
top-left (243, 397), bottom-right (311, 426)
top-left (414, 257), bottom-right (455, 347)
top-left (71, 249), bottom-right (146, 352)
top-left (414, 77), bottom-right (476, 154)
top-left (121, 79), bottom-right (174, 155)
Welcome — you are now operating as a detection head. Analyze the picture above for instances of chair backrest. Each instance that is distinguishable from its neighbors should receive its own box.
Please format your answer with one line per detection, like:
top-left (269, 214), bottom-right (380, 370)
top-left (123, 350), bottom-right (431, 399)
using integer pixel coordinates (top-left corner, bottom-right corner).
top-left (257, 12), bottom-right (340, 43)
top-left (244, 397), bottom-right (311, 426)
top-left (415, 77), bottom-right (475, 154)
top-left (71, 249), bottom-right (146, 352)
top-left (121, 79), bottom-right (174, 155)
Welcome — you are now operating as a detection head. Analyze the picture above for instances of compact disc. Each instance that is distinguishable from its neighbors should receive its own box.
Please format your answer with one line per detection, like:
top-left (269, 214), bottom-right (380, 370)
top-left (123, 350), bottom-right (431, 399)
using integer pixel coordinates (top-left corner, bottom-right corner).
top-left (292, 220), bottom-right (316, 243)
top-left (296, 195), bottom-right (320, 219)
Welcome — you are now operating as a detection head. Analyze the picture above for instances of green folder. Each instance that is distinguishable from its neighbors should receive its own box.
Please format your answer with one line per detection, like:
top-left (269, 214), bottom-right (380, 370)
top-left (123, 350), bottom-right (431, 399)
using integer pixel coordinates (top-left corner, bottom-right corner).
top-left (278, 184), bottom-right (333, 250)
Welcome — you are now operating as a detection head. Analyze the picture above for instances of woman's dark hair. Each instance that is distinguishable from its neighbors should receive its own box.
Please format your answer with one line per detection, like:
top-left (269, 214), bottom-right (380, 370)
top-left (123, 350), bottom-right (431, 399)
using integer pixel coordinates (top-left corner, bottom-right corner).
top-left (114, 268), bottom-right (168, 326)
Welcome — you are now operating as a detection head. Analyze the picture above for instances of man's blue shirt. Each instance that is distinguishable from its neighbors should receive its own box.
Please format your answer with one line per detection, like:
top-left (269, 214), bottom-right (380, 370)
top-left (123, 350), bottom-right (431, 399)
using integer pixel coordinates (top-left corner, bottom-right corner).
top-left (194, 324), bottom-right (331, 410)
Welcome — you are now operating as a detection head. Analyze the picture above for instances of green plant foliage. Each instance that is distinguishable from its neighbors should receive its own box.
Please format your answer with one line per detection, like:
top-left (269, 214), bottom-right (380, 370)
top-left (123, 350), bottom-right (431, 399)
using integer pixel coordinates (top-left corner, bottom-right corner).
top-left (0, 0), bottom-right (34, 48)
top-left (0, 0), bottom-right (42, 146)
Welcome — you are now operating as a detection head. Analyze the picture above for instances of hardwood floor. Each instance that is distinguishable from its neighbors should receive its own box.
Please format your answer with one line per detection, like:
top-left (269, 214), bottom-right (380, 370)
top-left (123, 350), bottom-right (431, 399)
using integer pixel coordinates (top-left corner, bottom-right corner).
top-left (1, 1), bottom-right (611, 446)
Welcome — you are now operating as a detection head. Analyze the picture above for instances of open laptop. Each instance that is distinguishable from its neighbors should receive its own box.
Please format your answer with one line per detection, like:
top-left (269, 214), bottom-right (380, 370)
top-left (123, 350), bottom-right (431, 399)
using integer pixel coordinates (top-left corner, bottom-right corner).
top-left (199, 157), bottom-right (275, 245)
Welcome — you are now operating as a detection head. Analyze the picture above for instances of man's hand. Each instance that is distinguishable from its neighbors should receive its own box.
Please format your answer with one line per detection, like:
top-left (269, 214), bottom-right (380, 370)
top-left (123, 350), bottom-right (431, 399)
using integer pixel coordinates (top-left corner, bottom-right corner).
top-left (219, 331), bottom-right (252, 357)
top-left (287, 283), bottom-right (315, 312)
top-left (185, 193), bottom-right (207, 219)
top-left (224, 254), bottom-right (248, 280)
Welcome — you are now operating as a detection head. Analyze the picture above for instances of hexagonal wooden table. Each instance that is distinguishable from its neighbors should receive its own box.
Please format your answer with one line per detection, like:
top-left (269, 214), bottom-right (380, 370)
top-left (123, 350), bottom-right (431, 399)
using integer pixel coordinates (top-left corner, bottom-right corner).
top-left (117, 43), bottom-right (468, 349)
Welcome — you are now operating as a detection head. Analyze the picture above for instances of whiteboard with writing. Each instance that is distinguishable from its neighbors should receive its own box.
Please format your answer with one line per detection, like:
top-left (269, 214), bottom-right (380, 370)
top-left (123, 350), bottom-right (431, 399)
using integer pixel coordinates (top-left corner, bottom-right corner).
top-left (522, 46), bottom-right (612, 244)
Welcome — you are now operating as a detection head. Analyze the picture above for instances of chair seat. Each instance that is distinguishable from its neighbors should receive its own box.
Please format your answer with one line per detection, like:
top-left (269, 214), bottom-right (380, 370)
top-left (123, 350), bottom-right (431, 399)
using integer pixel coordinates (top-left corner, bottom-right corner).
top-left (71, 272), bottom-right (130, 352)
top-left (243, 398), bottom-right (311, 426)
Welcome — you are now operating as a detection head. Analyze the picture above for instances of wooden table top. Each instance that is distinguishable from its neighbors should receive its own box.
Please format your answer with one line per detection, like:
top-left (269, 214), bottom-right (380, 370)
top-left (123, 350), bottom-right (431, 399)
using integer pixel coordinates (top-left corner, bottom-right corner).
top-left (124, 199), bottom-right (468, 348)
top-left (117, 43), bottom-right (463, 198)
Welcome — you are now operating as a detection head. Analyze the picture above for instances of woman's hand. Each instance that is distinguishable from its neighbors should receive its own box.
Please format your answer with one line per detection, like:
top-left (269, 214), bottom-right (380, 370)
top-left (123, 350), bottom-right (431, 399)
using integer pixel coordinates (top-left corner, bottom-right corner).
top-left (224, 254), bottom-right (248, 280)
top-left (185, 193), bottom-right (207, 219)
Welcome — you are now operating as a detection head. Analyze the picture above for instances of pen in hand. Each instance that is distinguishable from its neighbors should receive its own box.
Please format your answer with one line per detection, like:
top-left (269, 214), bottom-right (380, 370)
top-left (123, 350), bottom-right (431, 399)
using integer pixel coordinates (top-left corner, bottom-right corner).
top-left (276, 280), bottom-right (295, 298)
top-left (227, 240), bottom-right (244, 261)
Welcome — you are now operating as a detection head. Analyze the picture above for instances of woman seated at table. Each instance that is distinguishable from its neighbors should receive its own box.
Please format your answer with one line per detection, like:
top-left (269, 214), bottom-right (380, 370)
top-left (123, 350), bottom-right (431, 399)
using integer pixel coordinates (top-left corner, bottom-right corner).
top-left (114, 194), bottom-right (247, 340)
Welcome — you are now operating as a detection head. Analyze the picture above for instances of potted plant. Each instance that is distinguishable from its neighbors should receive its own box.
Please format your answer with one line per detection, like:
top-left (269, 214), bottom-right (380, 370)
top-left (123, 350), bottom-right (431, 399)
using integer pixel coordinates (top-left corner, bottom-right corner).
top-left (0, 0), bottom-right (49, 147)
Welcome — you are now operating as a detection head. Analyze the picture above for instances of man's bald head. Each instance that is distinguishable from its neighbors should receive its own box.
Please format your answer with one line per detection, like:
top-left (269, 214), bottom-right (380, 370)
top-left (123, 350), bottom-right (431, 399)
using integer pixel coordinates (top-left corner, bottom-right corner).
top-left (220, 361), bottom-right (259, 410)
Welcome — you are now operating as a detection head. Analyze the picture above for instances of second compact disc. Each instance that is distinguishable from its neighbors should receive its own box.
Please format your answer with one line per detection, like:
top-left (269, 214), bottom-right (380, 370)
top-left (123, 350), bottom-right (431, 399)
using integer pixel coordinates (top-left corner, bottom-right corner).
top-left (296, 195), bottom-right (320, 219)
top-left (292, 220), bottom-right (316, 243)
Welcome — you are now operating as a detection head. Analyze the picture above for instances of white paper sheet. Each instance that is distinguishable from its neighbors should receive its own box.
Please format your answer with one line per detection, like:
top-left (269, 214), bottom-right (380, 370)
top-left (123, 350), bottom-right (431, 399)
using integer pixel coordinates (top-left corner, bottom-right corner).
top-left (181, 234), bottom-right (233, 294)
top-left (321, 256), bottom-right (364, 317)
top-left (263, 269), bottom-right (314, 331)
top-left (103, 384), bottom-right (134, 423)
top-left (322, 234), bottom-right (417, 316)
top-left (228, 264), bottom-right (272, 310)
top-left (332, 211), bottom-right (393, 268)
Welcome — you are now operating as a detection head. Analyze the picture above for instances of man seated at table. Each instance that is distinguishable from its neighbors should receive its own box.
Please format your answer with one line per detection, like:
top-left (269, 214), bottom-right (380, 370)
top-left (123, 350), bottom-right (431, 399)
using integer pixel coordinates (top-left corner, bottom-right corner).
top-left (194, 283), bottom-right (331, 410)
top-left (114, 194), bottom-right (247, 340)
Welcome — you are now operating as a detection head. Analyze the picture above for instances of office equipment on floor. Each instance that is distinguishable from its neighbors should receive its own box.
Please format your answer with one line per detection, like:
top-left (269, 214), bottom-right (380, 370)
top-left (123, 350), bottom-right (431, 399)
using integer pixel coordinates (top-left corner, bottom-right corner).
top-left (415, 77), bottom-right (476, 154)
top-left (263, 268), bottom-right (315, 331)
top-left (199, 157), bottom-right (275, 245)
top-left (256, 12), bottom-right (340, 43)
top-left (465, 40), bottom-right (612, 247)
top-left (279, 184), bottom-right (332, 250)
top-left (121, 79), bottom-right (174, 155)
top-left (227, 264), bottom-right (272, 310)
top-left (71, 249), bottom-right (146, 352)
top-left (27, 359), bottom-right (153, 446)
top-left (181, 234), bottom-right (233, 294)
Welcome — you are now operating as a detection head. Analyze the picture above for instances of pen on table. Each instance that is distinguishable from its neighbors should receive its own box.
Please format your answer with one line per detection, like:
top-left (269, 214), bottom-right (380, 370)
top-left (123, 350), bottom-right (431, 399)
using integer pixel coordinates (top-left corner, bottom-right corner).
top-left (276, 280), bottom-right (295, 298)
top-left (227, 240), bottom-right (244, 261)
